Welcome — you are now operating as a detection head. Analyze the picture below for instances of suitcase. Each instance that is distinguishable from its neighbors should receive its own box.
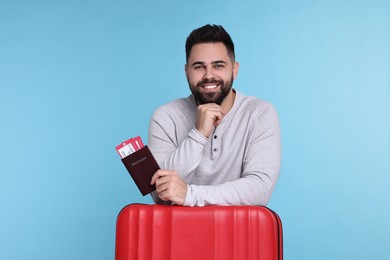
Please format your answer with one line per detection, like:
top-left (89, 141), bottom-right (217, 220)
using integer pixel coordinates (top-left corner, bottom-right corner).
top-left (115, 204), bottom-right (283, 260)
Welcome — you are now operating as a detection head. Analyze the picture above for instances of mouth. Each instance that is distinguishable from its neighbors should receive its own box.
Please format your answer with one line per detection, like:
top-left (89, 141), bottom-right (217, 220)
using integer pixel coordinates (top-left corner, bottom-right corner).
top-left (203, 84), bottom-right (219, 89)
top-left (198, 82), bottom-right (222, 92)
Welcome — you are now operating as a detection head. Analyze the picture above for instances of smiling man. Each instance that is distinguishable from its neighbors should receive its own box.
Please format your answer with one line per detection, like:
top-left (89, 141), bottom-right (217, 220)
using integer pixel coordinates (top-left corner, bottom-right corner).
top-left (148, 24), bottom-right (281, 206)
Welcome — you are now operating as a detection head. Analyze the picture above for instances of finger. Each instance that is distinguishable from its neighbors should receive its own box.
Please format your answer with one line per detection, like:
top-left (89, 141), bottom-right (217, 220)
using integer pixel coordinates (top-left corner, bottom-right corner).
top-left (155, 174), bottom-right (176, 194)
top-left (150, 171), bottom-right (160, 185)
top-left (155, 180), bottom-right (168, 194)
top-left (220, 107), bottom-right (226, 115)
top-left (198, 104), bottom-right (222, 113)
top-left (150, 170), bottom-right (166, 185)
top-left (150, 170), bottom-right (175, 185)
top-left (214, 111), bottom-right (224, 123)
top-left (158, 190), bottom-right (170, 201)
top-left (214, 118), bottom-right (222, 127)
top-left (210, 104), bottom-right (225, 115)
top-left (202, 103), bottom-right (224, 114)
top-left (156, 180), bottom-right (172, 201)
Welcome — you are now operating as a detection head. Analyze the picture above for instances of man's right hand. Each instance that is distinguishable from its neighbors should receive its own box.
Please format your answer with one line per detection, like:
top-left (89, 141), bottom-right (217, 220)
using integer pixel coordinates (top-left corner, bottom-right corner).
top-left (195, 103), bottom-right (225, 138)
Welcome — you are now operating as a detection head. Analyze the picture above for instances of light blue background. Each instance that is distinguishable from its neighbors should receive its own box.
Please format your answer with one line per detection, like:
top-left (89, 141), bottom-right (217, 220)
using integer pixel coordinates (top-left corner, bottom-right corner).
top-left (1, 0), bottom-right (389, 259)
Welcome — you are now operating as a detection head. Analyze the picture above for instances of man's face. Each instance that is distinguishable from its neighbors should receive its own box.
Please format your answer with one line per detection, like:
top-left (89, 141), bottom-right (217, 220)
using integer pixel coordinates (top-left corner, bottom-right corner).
top-left (185, 42), bottom-right (239, 105)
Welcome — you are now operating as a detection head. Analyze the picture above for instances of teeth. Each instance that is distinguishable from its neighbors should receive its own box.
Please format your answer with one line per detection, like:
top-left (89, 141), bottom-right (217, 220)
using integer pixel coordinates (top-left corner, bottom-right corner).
top-left (204, 85), bottom-right (217, 89)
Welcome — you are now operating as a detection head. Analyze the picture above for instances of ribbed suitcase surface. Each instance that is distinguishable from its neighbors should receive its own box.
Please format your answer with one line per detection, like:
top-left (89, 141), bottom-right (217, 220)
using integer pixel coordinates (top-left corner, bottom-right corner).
top-left (115, 204), bottom-right (283, 260)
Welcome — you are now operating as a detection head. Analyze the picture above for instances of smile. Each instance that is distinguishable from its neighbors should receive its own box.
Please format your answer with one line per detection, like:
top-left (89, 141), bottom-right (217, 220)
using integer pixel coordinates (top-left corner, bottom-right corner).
top-left (203, 85), bottom-right (218, 89)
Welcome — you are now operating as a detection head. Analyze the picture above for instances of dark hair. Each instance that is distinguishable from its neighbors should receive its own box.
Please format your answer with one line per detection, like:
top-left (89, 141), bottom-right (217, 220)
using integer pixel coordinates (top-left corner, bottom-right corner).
top-left (185, 24), bottom-right (235, 63)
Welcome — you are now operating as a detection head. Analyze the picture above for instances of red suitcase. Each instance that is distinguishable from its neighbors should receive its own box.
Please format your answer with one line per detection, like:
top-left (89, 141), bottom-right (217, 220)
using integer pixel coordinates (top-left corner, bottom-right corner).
top-left (115, 204), bottom-right (283, 260)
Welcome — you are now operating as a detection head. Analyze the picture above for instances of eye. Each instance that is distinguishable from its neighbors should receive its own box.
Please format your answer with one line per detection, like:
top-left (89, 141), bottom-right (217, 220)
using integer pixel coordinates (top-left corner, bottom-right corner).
top-left (214, 64), bottom-right (225, 69)
top-left (194, 65), bottom-right (205, 70)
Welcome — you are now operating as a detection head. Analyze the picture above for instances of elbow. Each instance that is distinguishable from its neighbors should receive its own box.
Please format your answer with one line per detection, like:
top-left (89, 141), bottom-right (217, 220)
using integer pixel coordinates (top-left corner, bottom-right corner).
top-left (249, 176), bottom-right (274, 206)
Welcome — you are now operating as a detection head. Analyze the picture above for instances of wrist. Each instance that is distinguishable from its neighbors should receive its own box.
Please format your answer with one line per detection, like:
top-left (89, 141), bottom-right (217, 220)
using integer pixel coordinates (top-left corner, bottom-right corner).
top-left (193, 127), bottom-right (210, 140)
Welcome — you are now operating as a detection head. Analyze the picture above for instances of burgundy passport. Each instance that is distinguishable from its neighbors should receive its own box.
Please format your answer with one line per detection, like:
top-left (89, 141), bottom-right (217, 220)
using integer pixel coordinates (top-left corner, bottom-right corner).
top-left (121, 145), bottom-right (160, 196)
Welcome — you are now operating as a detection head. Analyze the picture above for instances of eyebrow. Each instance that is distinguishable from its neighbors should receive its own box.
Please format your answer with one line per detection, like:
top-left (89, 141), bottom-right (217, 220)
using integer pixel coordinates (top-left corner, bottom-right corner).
top-left (190, 60), bottom-right (227, 66)
top-left (212, 60), bottom-right (227, 65)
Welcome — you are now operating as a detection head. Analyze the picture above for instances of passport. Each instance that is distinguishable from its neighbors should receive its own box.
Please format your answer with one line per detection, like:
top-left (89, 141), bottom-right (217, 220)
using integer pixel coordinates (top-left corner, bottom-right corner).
top-left (116, 137), bottom-right (159, 196)
top-left (121, 145), bottom-right (160, 196)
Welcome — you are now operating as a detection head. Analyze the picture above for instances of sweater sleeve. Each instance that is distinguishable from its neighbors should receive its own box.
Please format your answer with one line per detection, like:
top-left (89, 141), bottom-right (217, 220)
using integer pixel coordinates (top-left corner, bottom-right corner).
top-left (148, 107), bottom-right (209, 204)
top-left (183, 104), bottom-right (281, 206)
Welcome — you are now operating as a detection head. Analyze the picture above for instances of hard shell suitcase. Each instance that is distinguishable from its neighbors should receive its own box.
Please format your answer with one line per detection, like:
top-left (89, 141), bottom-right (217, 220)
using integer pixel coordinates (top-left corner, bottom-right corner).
top-left (115, 204), bottom-right (283, 260)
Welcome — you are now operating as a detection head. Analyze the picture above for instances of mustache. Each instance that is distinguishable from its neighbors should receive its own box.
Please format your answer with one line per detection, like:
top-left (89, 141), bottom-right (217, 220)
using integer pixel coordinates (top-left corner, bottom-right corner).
top-left (196, 79), bottom-right (224, 88)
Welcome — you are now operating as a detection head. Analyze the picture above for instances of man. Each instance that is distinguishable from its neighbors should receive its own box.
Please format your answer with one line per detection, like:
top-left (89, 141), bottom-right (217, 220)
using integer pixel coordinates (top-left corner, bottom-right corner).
top-left (149, 24), bottom-right (281, 206)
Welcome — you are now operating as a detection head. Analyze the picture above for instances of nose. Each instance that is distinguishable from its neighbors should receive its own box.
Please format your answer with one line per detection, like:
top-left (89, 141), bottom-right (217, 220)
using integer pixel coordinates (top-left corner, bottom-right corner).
top-left (203, 66), bottom-right (215, 80)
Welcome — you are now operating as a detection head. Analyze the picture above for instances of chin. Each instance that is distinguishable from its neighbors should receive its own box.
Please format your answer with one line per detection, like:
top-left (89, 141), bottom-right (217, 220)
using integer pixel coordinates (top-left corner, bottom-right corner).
top-left (197, 92), bottom-right (225, 105)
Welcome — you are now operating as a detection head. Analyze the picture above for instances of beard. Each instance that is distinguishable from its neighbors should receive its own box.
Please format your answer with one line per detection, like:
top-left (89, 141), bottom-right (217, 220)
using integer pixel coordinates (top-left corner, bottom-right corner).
top-left (188, 75), bottom-right (234, 105)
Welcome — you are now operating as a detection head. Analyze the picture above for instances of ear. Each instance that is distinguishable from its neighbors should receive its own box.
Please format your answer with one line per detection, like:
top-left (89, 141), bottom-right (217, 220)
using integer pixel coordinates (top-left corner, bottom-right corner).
top-left (233, 61), bottom-right (240, 80)
top-left (184, 64), bottom-right (189, 80)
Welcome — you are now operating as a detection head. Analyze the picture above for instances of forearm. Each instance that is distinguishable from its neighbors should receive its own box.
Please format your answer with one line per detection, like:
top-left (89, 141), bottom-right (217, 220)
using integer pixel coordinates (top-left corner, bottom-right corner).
top-left (183, 174), bottom-right (273, 206)
top-left (149, 126), bottom-right (208, 179)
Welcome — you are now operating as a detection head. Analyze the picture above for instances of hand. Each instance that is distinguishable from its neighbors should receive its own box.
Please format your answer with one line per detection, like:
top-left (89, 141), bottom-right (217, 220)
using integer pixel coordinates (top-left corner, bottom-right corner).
top-left (196, 103), bottom-right (225, 138)
top-left (150, 170), bottom-right (187, 205)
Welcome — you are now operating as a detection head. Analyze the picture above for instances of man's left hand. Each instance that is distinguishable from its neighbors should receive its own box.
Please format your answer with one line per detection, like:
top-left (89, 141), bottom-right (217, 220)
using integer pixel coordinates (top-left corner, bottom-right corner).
top-left (150, 169), bottom-right (187, 205)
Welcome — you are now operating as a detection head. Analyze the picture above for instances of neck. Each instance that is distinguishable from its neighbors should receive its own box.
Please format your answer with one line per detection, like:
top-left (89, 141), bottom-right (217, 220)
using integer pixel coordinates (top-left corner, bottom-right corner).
top-left (220, 88), bottom-right (236, 114)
